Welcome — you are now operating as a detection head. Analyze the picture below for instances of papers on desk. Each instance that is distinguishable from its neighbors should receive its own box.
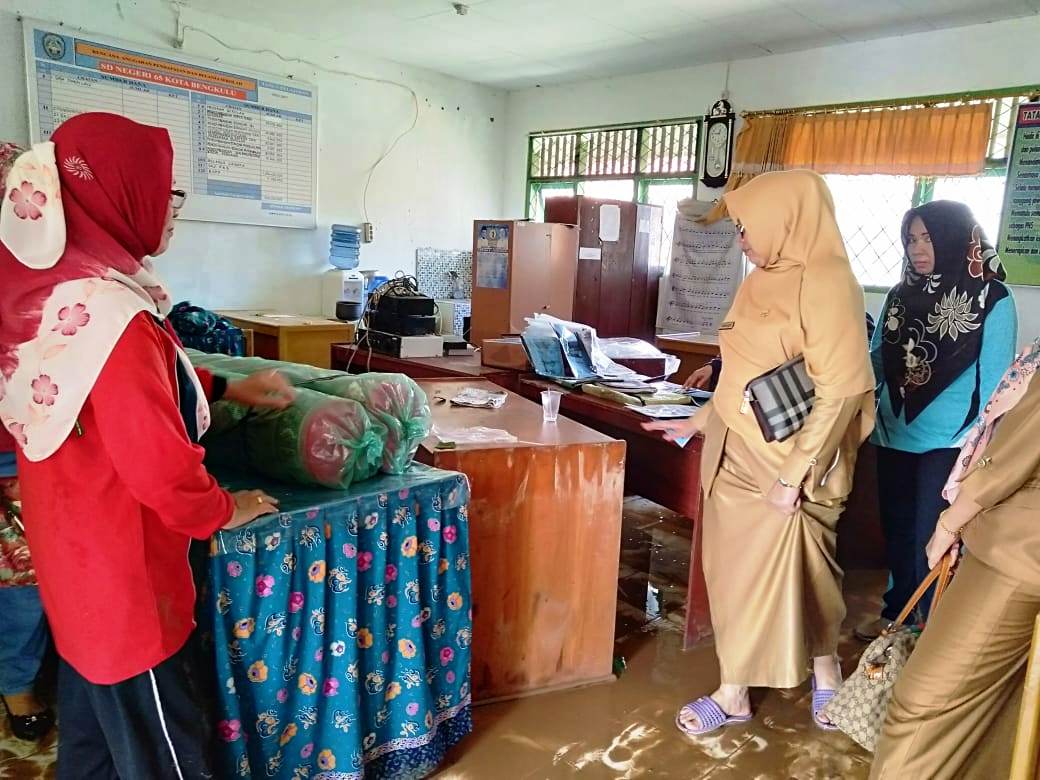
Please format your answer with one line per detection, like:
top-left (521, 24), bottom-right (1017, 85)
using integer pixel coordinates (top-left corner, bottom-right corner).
top-left (596, 379), bottom-right (659, 394)
top-left (583, 383), bottom-right (691, 407)
top-left (521, 315), bottom-right (681, 384)
top-left (521, 318), bottom-right (598, 380)
top-left (433, 426), bottom-right (517, 445)
top-left (655, 383), bottom-right (714, 402)
top-left (450, 388), bottom-right (508, 409)
top-left (626, 404), bottom-right (699, 419)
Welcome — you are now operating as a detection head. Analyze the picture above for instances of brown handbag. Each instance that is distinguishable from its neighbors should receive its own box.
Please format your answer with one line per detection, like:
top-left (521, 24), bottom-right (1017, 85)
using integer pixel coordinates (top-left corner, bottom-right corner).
top-left (822, 557), bottom-right (955, 752)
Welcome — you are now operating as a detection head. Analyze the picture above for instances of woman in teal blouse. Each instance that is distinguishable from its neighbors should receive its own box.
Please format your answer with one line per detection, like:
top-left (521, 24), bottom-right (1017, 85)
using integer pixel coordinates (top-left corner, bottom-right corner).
top-left (857, 201), bottom-right (1017, 640)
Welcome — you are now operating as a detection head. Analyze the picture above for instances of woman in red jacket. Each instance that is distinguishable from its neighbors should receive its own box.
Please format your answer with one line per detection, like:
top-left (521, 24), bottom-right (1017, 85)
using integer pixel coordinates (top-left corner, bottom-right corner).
top-left (0, 113), bottom-right (294, 779)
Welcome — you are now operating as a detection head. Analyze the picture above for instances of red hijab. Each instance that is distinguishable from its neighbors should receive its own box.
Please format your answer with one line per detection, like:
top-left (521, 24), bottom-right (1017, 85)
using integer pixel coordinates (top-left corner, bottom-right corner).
top-left (0, 113), bottom-right (205, 462)
top-left (0, 113), bottom-right (172, 378)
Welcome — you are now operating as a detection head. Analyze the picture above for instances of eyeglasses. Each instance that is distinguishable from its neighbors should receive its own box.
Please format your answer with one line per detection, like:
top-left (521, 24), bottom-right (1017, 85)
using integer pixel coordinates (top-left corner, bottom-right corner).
top-left (170, 189), bottom-right (187, 211)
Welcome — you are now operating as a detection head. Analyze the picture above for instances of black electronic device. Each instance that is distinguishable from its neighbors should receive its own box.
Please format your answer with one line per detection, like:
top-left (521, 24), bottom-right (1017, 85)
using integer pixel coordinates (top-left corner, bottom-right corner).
top-left (371, 310), bottom-right (437, 336)
top-left (374, 290), bottom-right (436, 317)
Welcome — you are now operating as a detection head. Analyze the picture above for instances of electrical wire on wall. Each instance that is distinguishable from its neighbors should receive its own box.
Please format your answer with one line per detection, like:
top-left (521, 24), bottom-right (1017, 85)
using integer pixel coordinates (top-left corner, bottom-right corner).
top-left (172, 9), bottom-right (420, 224)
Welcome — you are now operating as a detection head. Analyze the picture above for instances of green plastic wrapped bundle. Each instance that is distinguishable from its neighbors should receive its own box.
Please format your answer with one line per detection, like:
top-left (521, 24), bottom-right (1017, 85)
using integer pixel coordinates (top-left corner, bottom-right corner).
top-left (203, 371), bottom-right (386, 489)
top-left (189, 351), bottom-right (431, 475)
top-left (314, 373), bottom-right (431, 475)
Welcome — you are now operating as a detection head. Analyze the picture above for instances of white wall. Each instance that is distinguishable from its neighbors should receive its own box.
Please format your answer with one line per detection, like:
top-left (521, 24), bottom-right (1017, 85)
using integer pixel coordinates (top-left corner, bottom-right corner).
top-left (0, 1), bottom-right (507, 313)
top-left (503, 15), bottom-right (1040, 346)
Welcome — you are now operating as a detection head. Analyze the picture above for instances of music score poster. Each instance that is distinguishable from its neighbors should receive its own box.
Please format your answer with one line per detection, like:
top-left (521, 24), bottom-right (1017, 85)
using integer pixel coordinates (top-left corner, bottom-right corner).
top-left (657, 206), bottom-right (744, 334)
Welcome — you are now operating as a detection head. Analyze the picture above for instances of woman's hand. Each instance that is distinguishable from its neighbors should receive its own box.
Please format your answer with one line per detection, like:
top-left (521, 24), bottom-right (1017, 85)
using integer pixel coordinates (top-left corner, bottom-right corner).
top-left (225, 370), bottom-right (295, 410)
top-left (641, 415), bottom-right (701, 443)
top-left (766, 480), bottom-right (801, 516)
top-left (224, 490), bottom-right (280, 530)
top-left (926, 520), bottom-right (960, 569)
top-left (683, 365), bottom-right (713, 390)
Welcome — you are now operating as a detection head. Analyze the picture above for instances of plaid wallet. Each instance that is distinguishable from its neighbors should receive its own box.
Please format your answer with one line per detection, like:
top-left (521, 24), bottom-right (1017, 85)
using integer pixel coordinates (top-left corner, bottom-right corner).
top-left (744, 355), bottom-right (815, 443)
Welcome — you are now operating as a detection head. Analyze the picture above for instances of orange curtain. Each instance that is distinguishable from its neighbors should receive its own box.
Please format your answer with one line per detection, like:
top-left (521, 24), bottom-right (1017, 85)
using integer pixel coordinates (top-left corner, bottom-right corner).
top-left (702, 101), bottom-right (993, 222)
top-left (784, 102), bottom-right (993, 175)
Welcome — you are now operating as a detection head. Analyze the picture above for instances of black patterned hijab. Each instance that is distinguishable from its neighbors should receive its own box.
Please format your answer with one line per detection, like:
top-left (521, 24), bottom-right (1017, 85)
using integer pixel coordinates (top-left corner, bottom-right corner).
top-left (879, 200), bottom-right (1008, 428)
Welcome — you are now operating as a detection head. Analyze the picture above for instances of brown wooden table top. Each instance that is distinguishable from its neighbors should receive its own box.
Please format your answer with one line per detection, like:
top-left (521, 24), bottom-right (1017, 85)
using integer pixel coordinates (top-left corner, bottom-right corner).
top-left (414, 378), bottom-right (618, 453)
top-left (218, 311), bottom-right (354, 333)
top-left (332, 344), bottom-right (516, 380)
top-left (515, 376), bottom-right (705, 443)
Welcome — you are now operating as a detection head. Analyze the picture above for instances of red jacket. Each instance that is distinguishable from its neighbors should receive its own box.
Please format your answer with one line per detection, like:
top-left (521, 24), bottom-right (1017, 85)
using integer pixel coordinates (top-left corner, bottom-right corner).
top-left (16, 312), bottom-right (233, 684)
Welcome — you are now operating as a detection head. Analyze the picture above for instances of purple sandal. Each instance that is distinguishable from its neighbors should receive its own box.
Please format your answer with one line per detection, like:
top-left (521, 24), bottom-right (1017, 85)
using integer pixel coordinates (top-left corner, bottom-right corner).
top-left (811, 675), bottom-right (839, 731)
top-left (675, 696), bottom-right (752, 736)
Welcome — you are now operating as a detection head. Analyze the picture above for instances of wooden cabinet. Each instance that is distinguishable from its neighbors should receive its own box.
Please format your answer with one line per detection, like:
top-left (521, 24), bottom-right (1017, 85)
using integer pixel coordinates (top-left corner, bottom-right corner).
top-left (413, 379), bottom-right (626, 701)
top-left (470, 221), bottom-right (579, 348)
top-left (216, 312), bottom-right (355, 369)
top-left (544, 196), bottom-right (664, 341)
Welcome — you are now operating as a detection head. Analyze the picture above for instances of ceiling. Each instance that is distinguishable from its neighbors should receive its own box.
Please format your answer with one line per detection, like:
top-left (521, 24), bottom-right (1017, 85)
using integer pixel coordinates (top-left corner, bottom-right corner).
top-left (194, 0), bottom-right (1039, 89)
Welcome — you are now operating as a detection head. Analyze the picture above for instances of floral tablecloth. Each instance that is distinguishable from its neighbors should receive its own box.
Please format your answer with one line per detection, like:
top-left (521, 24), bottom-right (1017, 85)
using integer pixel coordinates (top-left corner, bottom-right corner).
top-left (203, 466), bottom-right (472, 779)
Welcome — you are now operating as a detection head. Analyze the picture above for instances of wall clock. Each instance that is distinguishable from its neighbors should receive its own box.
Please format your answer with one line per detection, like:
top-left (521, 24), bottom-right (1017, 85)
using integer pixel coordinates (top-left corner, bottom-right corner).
top-left (702, 99), bottom-right (735, 189)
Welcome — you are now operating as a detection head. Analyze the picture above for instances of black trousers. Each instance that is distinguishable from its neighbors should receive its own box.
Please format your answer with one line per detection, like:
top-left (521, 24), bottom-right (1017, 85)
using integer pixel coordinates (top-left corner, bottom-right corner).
top-left (56, 640), bottom-right (213, 780)
top-left (876, 446), bottom-right (960, 622)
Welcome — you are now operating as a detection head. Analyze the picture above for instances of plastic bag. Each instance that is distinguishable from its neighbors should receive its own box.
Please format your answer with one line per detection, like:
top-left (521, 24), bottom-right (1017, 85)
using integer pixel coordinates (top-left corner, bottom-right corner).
top-left (308, 374), bottom-right (430, 475)
top-left (600, 337), bottom-right (681, 377)
top-left (524, 314), bottom-right (639, 380)
top-left (204, 372), bottom-right (385, 489)
top-left (189, 352), bottom-right (431, 475)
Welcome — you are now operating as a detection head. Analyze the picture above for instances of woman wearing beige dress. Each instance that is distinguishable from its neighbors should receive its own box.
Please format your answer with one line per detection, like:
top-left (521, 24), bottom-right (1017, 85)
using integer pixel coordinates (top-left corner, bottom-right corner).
top-left (871, 340), bottom-right (1040, 779)
top-left (646, 169), bottom-right (875, 734)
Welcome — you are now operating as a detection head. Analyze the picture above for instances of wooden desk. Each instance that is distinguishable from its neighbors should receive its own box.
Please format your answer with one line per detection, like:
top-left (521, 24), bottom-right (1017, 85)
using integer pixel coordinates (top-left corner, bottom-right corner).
top-left (516, 376), bottom-right (885, 647)
top-left (516, 377), bottom-right (712, 648)
top-left (331, 344), bottom-right (518, 390)
top-left (656, 333), bottom-right (721, 384)
top-left (413, 379), bottom-right (626, 701)
top-left (217, 312), bottom-right (354, 369)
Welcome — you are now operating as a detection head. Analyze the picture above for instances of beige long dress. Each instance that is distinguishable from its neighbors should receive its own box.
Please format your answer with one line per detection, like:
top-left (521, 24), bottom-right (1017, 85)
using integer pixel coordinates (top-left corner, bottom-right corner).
top-left (871, 373), bottom-right (1040, 779)
top-left (695, 170), bottom-right (876, 689)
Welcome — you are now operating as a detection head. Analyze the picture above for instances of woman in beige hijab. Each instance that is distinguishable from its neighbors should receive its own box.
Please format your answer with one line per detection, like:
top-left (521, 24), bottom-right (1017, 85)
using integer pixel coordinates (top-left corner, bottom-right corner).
top-left (646, 170), bottom-right (875, 734)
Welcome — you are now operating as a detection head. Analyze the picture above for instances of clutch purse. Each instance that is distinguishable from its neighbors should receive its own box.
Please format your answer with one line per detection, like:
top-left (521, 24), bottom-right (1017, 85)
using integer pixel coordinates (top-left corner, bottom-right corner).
top-left (743, 355), bottom-right (815, 443)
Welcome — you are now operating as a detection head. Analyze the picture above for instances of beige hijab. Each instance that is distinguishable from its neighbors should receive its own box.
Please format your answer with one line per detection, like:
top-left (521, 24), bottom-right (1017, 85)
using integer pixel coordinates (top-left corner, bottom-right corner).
top-left (713, 170), bottom-right (874, 443)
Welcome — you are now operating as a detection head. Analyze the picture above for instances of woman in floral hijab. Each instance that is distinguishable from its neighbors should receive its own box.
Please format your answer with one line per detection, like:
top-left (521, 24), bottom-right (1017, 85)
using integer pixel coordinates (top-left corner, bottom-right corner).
top-left (856, 201), bottom-right (1017, 641)
top-left (0, 141), bottom-right (54, 743)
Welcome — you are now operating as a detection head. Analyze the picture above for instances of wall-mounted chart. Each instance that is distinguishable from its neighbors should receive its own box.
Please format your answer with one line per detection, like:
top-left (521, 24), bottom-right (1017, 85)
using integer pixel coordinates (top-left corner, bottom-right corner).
top-left (23, 19), bottom-right (318, 228)
top-left (657, 202), bottom-right (744, 335)
top-left (998, 101), bottom-right (1040, 285)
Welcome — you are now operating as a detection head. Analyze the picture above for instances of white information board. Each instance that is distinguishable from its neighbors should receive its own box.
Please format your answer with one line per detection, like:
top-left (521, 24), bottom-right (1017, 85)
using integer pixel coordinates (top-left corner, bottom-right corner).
top-left (24, 20), bottom-right (318, 228)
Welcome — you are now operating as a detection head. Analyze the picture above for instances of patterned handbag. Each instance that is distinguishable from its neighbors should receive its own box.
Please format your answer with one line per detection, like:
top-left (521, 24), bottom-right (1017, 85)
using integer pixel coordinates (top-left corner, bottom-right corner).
top-left (823, 557), bottom-right (954, 752)
top-left (743, 355), bottom-right (815, 443)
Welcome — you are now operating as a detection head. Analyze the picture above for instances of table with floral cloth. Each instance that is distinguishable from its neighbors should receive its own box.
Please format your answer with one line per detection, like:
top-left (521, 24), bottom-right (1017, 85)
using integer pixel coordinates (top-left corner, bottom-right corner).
top-left (201, 465), bottom-right (473, 780)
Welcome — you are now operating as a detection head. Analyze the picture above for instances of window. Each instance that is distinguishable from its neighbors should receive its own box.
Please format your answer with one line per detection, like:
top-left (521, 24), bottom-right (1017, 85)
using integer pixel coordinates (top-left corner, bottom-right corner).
top-left (643, 179), bottom-right (698, 262)
top-left (825, 175), bottom-right (917, 288)
top-left (526, 119), bottom-right (700, 222)
top-left (529, 181), bottom-right (576, 221)
top-left (931, 174), bottom-right (1005, 241)
top-left (579, 179), bottom-right (636, 201)
top-left (825, 94), bottom-right (1031, 290)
